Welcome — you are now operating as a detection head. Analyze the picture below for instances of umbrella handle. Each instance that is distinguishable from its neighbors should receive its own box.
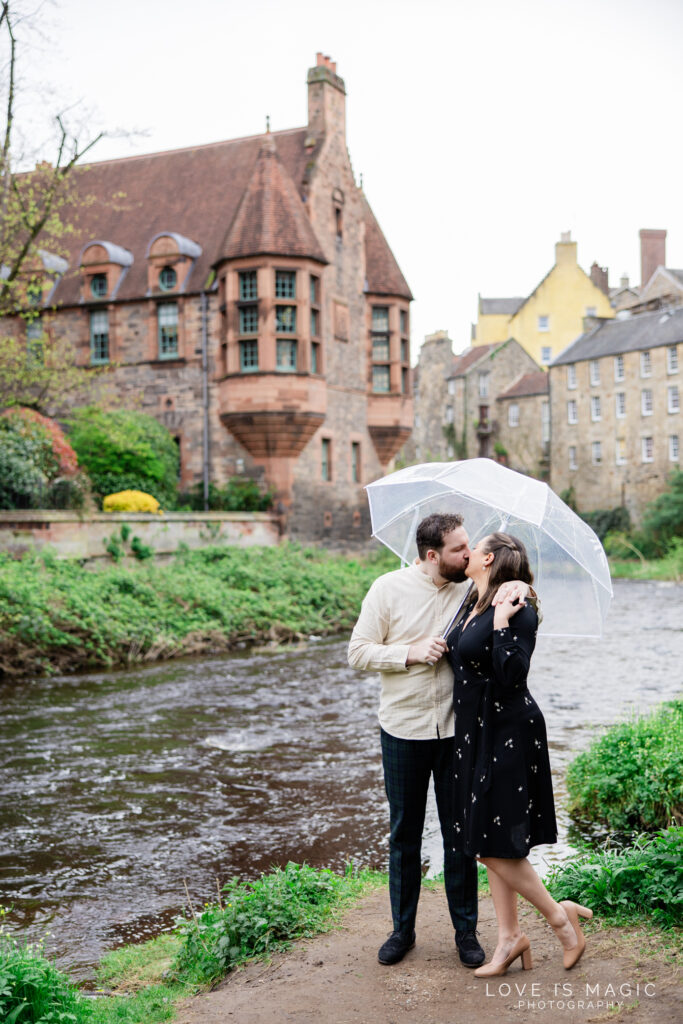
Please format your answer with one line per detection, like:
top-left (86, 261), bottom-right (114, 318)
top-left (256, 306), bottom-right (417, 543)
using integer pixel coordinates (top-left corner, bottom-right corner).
top-left (442, 582), bottom-right (474, 638)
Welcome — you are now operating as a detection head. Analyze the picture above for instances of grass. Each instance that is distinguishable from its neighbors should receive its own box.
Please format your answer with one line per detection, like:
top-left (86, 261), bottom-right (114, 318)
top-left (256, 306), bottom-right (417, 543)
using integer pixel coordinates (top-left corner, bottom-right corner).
top-left (608, 537), bottom-right (683, 581)
top-left (545, 827), bottom-right (683, 931)
top-left (0, 543), bottom-right (398, 680)
top-left (566, 699), bottom-right (683, 832)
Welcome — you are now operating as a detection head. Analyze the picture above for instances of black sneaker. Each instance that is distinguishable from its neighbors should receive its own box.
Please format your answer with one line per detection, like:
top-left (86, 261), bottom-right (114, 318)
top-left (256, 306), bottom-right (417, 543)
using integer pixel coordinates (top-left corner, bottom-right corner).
top-left (377, 929), bottom-right (416, 965)
top-left (455, 929), bottom-right (485, 967)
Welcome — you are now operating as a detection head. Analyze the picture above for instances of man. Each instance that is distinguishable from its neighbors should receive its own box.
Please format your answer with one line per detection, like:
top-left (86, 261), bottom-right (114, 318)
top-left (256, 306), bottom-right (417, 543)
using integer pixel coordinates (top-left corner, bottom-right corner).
top-left (348, 513), bottom-right (533, 968)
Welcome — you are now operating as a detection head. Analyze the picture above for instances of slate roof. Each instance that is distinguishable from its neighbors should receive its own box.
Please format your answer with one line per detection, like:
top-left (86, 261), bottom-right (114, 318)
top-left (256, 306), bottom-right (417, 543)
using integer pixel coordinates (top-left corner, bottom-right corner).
top-left (361, 193), bottom-right (413, 300)
top-left (552, 307), bottom-right (683, 365)
top-left (479, 297), bottom-right (525, 316)
top-left (46, 126), bottom-right (407, 305)
top-left (447, 343), bottom-right (500, 377)
top-left (497, 371), bottom-right (549, 400)
top-left (217, 133), bottom-right (327, 264)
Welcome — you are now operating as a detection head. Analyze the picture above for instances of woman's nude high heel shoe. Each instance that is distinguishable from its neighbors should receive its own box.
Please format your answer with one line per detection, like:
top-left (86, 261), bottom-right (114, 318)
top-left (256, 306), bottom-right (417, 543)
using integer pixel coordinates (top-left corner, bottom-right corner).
top-left (559, 901), bottom-right (593, 969)
top-left (474, 934), bottom-right (532, 978)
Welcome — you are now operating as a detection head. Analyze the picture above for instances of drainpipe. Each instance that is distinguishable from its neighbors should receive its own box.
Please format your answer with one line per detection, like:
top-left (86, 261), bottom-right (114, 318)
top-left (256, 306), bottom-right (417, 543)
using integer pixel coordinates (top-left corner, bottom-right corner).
top-left (200, 291), bottom-right (210, 511)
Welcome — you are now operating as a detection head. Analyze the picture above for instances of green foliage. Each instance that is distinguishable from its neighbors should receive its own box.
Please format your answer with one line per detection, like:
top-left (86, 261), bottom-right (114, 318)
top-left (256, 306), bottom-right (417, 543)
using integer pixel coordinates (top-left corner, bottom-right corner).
top-left (177, 478), bottom-right (274, 512)
top-left (546, 827), bottom-right (683, 928)
top-left (104, 526), bottom-right (153, 563)
top-left (66, 408), bottom-right (179, 506)
top-left (608, 537), bottom-right (683, 582)
top-left (0, 926), bottom-right (85, 1023)
top-left (0, 413), bottom-right (88, 510)
top-left (0, 543), bottom-right (399, 678)
top-left (566, 700), bottom-right (683, 831)
top-left (580, 505), bottom-right (630, 542)
top-left (173, 863), bottom-right (380, 986)
top-left (637, 469), bottom-right (683, 557)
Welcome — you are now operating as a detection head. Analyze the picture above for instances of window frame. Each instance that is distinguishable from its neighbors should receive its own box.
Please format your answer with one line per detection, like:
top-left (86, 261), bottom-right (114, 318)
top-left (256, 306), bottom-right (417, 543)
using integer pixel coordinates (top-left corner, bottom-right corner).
top-left (615, 438), bottom-right (627, 466)
top-left (351, 441), bottom-right (361, 483)
top-left (591, 441), bottom-right (602, 465)
top-left (90, 308), bottom-right (110, 365)
top-left (238, 270), bottom-right (258, 301)
top-left (590, 395), bottom-right (601, 421)
top-left (321, 437), bottom-right (332, 481)
top-left (640, 350), bottom-right (651, 378)
top-left (159, 265), bottom-right (177, 292)
top-left (239, 338), bottom-right (259, 372)
top-left (668, 385), bottom-right (680, 414)
top-left (641, 436), bottom-right (654, 463)
top-left (275, 270), bottom-right (296, 299)
top-left (641, 388), bottom-right (653, 416)
top-left (614, 355), bottom-right (625, 381)
top-left (569, 445), bottom-right (577, 471)
top-left (567, 399), bottom-right (578, 424)
top-left (615, 392), bottom-right (626, 418)
top-left (667, 345), bottom-right (679, 375)
top-left (567, 364), bottom-right (577, 390)
top-left (157, 302), bottom-right (179, 359)
top-left (372, 364), bottom-right (391, 394)
top-left (589, 359), bottom-right (600, 386)
top-left (508, 403), bottom-right (520, 427)
top-left (670, 434), bottom-right (680, 462)
top-left (90, 273), bottom-right (107, 299)
top-left (276, 338), bottom-right (297, 372)
top-left (538, 315), bottom-right (549, 332)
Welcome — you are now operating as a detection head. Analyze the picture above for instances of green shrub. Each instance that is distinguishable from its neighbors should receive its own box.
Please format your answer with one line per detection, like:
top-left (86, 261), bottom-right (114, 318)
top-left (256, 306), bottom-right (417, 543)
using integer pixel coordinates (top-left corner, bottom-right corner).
top-left (67, 407), bottom-right (179, 506)
top-left (0, 929), bottom-right (86, 1023)
top-left (173, 863), bottom-right (378, 985)
top-left (636, 469), bottom-right (683, 557)
top-left (177, 478), bottom-right (273, 512)
top-left (580, 505), bottom-right (630, 541)
top-left (567, 700), bottom-right (683, 831)
top-left (546, 827), bottom-right (683, 928)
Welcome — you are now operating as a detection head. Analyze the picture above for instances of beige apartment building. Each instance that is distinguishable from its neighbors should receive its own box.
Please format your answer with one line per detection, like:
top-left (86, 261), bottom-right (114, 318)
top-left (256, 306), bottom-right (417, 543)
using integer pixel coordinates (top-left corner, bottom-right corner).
top-left (549, 308), bottom-right (681, 522)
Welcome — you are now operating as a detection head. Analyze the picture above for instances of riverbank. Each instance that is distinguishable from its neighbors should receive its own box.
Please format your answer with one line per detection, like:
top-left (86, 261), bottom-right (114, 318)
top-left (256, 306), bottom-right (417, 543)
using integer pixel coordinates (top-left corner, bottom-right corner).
top-left (2, 543), bottom-right (681, 681)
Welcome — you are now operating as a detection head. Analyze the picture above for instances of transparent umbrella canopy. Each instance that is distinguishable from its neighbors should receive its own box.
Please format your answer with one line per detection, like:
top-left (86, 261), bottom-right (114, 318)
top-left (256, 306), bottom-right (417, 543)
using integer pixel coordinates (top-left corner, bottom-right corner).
top-left (365, 458), bottom-right (613, 638)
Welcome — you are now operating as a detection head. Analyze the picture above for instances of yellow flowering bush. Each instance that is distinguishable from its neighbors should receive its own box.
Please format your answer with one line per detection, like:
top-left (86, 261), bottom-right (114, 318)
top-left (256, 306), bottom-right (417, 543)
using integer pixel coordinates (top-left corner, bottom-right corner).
top-left (103, 490), bottom-right (162, 514)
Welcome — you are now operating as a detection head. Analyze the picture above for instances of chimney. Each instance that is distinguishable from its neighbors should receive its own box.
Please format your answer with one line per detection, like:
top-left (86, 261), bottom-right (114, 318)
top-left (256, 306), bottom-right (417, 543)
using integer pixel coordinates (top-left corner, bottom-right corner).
top-left (555, 231), bottom-right (577, 266)
top-left (307, 53), bottom-right (346, 140)
top-left (639, 229), bottom-right (666, 287)
top-left (590, 262), bottom-right (610, 296)
top-left (620, 273), bottom-right (630, 289)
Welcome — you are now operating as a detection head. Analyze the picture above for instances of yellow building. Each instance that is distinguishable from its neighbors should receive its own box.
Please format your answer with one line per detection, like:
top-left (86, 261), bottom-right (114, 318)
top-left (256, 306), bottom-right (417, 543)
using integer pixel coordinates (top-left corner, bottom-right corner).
top-left (473, 233), bottom-right (614, 366)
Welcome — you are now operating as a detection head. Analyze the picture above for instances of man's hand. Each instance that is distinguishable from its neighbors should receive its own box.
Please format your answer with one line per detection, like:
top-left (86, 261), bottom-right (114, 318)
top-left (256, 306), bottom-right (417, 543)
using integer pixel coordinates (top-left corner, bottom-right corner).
top-left (491, 580), bottom-right (530, 607)
top-left (406, 636), bottom-right (448, 666)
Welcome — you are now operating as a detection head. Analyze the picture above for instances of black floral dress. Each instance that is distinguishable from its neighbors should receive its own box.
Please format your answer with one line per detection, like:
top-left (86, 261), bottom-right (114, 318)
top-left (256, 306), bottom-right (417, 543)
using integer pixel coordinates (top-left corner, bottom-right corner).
top-left (447, 602), bottom-right (557, 859)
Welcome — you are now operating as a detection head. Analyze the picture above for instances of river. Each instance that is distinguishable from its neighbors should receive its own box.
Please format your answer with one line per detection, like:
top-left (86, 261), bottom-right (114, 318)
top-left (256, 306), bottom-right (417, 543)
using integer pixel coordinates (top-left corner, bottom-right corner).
top-left (1, 578), bottom-right (681, 979)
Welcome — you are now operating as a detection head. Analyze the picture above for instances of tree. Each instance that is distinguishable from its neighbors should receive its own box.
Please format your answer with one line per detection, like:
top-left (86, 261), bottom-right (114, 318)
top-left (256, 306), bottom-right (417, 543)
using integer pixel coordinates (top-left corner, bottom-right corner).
top-left (0, 0), bottom-right (110, 413)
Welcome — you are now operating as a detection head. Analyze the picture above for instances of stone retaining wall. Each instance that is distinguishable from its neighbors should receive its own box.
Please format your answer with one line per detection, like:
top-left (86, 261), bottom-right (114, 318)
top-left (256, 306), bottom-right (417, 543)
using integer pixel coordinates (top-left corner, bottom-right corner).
top-left (0, 511), bottom-right (281, 561)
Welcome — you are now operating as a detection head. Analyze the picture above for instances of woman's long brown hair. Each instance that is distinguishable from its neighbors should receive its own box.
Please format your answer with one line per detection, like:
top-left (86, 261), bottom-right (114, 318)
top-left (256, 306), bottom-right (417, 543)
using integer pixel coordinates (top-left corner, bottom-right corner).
top-left (472, 532), bottom-right (534, 614)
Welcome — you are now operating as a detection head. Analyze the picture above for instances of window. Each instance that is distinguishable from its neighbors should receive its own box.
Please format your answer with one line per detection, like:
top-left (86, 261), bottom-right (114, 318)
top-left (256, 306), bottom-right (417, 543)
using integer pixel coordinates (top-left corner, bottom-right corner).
top-left (641, 388), bottom-right (653, 416)
top-left (275, 270), bottom-right (296, 298)
top-left (239, 305), bottom-right (258, 334)
top-left (508, 403), bottom-right (520, 427)
top-left (401, 367), bottom-right (408, 394)
top-left (567, 399), bottom-right (578, 424)
top-left (640, 350), bottom-right (651, 377)
top-left (310, 275), bottom-right (319, 305)
top-left (400, 309), bottom-right (408, 335)
top-left (372, 337), bottom-right (390, 362)
top-left (26, 319), bottom-right (43, 365)
top-left (239, 270), bottom-right (258, 301)
top-left (667, 345), bottom-right (679, 374)
top-left (590, 395), bottom-right (601, 421)
top-left (275, 306), bottom-right (296, 333)
top-left (567, 365), bottom-right (577, 389)
top-left (670, 435), bottom-right (680, 462)
top-left (321, 438), bottom-right (331, 481)
top-left (585, 306), bottom-right (597, 317)
top-left (616, 439), bottom-right (627, 465)
top-left (589, 360), bottom-right (600, 386)
top-left (90, 309), bottom-right (109, 364)
top-left (641, 436), bottom-right (654, 463)
top-left (239, 338), bottom-right (258, 371)
top-left (479, 372), bottom-right (489, 398)
top-left (614, 355), bottom-right (624, 381)
top-left (276, 339), bottom-right (297, 371)
top-left (668, 385), bottom-right (680, 413)
top-left (311, 342), bottom-right (320, 374)
top-left (541, 401), bottom-right (550, 443)
top-left (351, 441), bottom-right (361, 483)
top-left (334, 206), bottom-right (342, 240)
top-left (538, 315), bottom-right (549, 332)
top-left (372, 365), bottom-right (390, 393)
top-left (541, 346), bottom-right (552, 365)
top-left (448, 378), bottom-right (456, 395)
top-left (401, 338), bottom-right (408, 363)
top-left (592, 441), bottom-right (602, 465)
top-left (158, 303), bottom-right (178, 358)
top-left (90, 274), bottom-right (107, 298)
top-left (445, 405), bottom-right (454, 424)
top-left (310, 308), bottom-right (319, 337)
top-left (615, 392), bottom-right (626, 418)
top-left (569, 445), bottom-right (577, 470)
top-left (372, 306), bottom-right (389, 333)
top-left (159, 266), bottom-right (177, 292)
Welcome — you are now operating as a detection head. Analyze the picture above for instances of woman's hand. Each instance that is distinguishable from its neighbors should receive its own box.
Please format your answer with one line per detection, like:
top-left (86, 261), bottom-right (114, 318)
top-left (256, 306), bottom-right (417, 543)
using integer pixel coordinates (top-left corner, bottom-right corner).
top-left (493, 593), bottom-right (525, 631)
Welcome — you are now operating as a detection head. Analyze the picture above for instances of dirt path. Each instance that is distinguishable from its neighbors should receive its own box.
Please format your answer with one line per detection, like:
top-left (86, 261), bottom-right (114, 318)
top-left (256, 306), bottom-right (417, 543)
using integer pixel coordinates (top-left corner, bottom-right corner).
top-left (174, 887), bottom-right (680, 1024)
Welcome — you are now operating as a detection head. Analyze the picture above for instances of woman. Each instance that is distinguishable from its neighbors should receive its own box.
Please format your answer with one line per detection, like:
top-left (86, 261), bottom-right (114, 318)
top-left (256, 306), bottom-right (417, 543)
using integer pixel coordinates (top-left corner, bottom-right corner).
top-left (447, 532), bottom-right (592, 976)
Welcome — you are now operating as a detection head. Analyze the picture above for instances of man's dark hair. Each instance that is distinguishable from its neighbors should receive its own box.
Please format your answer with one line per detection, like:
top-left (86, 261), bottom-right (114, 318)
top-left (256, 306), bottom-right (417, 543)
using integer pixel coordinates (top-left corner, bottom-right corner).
top-left (416, 513), bottom-right (464, 559)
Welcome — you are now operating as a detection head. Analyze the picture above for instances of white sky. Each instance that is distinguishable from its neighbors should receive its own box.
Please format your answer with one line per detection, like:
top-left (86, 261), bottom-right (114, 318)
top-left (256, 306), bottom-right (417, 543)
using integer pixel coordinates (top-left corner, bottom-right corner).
top-left (7, 0), bottom-right (683, 358)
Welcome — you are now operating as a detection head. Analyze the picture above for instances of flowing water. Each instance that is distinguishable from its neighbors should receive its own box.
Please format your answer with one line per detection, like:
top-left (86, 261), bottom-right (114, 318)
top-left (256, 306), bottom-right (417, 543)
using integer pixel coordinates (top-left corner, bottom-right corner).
top-left (1, 578), bottom-right (682, 980)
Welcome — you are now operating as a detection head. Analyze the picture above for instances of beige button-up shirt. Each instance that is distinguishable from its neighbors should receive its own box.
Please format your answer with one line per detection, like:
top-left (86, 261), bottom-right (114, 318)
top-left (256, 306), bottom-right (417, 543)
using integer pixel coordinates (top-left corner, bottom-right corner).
top-left (348, 563), bottom-right (470, 741)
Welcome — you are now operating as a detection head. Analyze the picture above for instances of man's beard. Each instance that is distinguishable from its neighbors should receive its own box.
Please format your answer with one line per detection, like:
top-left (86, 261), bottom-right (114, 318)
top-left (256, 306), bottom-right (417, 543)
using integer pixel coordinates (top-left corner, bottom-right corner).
top-left (438, 561), bottom-right (468, 583)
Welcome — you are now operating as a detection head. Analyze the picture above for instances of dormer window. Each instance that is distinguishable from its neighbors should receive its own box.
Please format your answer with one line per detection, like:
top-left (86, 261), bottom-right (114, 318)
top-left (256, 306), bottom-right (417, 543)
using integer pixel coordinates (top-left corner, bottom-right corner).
top-left (91, 274), bottom-right (108, 298)
top-left (159, 266), bottom-right (177, 292)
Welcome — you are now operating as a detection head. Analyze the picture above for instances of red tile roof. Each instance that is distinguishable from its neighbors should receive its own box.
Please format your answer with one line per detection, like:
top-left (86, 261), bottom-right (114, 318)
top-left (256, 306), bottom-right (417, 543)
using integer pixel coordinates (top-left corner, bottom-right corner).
top-left (361, 194), bottom-right (413, 300)
top-left (218, 133), bottom-right (327, 264)
top-left (497, 371), bottom-right (549, 399)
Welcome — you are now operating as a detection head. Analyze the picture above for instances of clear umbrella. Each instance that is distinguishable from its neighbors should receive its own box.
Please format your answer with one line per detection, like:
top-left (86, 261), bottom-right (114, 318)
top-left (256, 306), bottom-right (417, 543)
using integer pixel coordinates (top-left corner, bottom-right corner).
top-left (365, 458), bottom-right (612, 638)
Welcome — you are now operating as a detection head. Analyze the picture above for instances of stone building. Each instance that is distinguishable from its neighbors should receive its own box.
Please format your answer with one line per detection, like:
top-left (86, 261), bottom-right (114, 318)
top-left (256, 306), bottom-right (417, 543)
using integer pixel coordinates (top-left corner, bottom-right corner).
top-left (471, 233), bottom-right (614, 366)
top-left (549, 307), bottom-right (681, 522)
top-left (9, 55), bottom-right (413, 544)
top-left (496, 371), bottom-right (550, 479)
